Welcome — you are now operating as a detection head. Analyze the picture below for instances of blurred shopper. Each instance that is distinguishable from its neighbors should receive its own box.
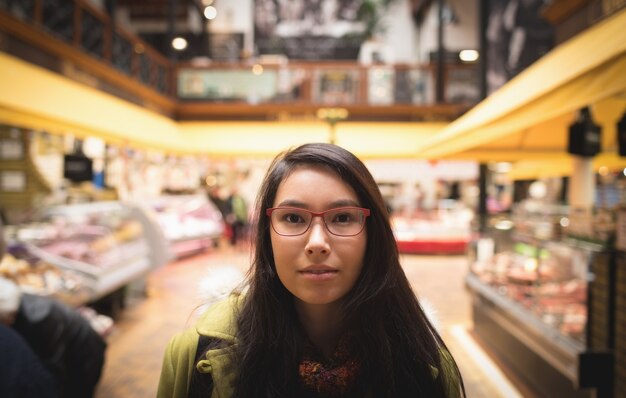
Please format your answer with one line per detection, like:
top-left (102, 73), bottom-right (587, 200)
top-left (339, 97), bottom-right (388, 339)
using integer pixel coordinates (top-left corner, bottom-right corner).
top-left (0, 277), bottom-right (106, 398)
top-left (207, 186), bottom-right (229, 220)
top-left (158, 143), bottom-right (465, 397)
top-left (0, 323), bottom-right (58, 398)
top-left (226, 187), bottom-right (249, 247)
top-left (207, 186), bottom-right (230, 245)
top-left (0, 222), bottom-right (56, 397)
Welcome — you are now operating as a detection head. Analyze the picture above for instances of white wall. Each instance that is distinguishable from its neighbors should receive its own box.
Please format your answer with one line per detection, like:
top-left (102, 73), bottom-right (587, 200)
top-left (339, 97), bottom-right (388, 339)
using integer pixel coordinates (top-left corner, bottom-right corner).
top-left (207, 0), bottom-right (255, 52)
top-left (379, 0), bottom-right (419, 63)
top-left (208, 0), bottom-right (253, 33)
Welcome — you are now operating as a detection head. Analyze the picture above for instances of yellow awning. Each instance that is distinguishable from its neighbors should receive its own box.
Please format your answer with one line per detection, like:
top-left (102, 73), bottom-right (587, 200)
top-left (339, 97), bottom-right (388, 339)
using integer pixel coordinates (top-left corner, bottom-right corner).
top-left (416, 8), bottom-right (626, 161)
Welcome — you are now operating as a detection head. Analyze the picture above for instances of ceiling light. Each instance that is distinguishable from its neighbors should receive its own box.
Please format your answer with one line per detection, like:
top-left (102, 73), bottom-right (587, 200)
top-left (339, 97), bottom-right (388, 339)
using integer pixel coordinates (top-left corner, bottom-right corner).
top-left (171, 37), bottom-right (188, 51)
top-left (529, 181), bottom-right (547, 199)
top-left (201, 0), bottom-right (214, 5)
top-left (494, 219), bottom-right (514, 230)
top-left (459, 49), bottom-right (479, 62)
top-left (204, 6), bottom-right (217, 20)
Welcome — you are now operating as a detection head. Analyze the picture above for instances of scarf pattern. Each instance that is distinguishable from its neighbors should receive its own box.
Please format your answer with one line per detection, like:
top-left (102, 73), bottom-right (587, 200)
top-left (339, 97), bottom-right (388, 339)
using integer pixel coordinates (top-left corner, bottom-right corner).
top-left (298, 335), bottom-right (361, 397)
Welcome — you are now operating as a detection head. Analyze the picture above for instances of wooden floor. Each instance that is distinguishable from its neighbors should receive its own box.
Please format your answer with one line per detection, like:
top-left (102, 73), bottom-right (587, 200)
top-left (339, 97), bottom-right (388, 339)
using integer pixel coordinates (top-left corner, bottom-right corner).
top-left (95, 245), bottom-right (521, 397)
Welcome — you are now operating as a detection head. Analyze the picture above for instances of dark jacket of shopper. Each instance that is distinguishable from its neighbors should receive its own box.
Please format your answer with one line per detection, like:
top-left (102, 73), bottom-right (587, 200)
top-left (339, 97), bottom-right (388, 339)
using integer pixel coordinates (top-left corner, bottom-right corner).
top-left (12, 293), bottom-right (107, 398)
top-left (0, 323), bottom-right (58, 398)
top-left (157, 296), bottom-right (460, 398)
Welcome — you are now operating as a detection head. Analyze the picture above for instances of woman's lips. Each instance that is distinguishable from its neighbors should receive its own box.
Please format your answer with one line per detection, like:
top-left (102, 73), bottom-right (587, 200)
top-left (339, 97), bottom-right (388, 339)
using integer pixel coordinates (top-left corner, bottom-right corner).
top-left (299, 266), bottom-right (338, 281)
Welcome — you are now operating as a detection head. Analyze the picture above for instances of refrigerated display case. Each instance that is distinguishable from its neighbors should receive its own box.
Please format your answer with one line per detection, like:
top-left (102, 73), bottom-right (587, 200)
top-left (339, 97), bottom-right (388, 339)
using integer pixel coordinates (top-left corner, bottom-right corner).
top-left (392, 200), bottom-right (473, 254)
top-left (146, 194), bottom-right (224, 258)
top-left (2, 201), bottom-right (169, 306)
top-left (466, 213), bottom-right (613, 397)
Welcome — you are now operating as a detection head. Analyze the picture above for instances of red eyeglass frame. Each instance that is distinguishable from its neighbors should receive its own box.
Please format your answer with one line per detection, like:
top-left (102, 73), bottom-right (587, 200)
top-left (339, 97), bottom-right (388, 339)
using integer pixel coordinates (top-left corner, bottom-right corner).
top-left (265, 206), bottom-right (371, 236)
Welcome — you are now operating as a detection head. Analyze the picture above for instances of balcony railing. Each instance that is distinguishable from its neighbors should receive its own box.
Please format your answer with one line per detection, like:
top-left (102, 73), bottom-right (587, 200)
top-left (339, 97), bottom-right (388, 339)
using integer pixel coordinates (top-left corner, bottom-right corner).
top-left (175, 62), bottom-right (479, 120)
top-left (0, 0), bottom-right (171, 96)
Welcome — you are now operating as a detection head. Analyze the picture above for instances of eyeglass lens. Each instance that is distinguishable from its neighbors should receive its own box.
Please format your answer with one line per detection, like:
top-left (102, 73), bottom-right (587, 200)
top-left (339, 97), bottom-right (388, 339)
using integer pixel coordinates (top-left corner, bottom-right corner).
top-left (270, 207), bottom-right (367, 236)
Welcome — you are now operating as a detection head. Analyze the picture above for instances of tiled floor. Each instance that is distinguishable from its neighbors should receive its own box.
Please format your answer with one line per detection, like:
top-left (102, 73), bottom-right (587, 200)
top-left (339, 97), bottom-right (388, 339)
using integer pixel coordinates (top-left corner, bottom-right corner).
top-left (95, 246), bottom-right (521, 397)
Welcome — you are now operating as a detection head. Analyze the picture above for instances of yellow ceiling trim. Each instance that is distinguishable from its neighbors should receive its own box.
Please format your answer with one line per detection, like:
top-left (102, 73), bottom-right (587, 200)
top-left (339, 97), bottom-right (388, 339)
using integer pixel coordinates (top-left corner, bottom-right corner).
top-left (440, 149), bottom-right (567, 162)
top-left (178, 121), bottom-right (446, 158)
top-left (507, 153), bottom-right (626, 180)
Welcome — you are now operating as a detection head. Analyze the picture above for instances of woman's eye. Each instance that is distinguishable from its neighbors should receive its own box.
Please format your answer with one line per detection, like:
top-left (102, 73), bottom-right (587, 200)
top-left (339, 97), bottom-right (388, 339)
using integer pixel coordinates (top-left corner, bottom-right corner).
top-left (333, 213), bottom-right (353, 223)
top-left (284, 213), bottom-right (304, 223)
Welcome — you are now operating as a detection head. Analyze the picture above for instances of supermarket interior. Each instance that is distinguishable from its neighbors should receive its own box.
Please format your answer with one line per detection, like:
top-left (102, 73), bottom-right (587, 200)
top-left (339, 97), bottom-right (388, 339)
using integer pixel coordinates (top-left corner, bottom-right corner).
top-left (1, 0), bottom-right (626, 397)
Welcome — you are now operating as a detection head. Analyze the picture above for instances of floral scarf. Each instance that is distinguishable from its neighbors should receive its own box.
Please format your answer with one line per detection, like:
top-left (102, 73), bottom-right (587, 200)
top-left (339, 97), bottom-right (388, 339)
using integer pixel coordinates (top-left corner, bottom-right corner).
top-left (298, 334), bottom-right (361, 397)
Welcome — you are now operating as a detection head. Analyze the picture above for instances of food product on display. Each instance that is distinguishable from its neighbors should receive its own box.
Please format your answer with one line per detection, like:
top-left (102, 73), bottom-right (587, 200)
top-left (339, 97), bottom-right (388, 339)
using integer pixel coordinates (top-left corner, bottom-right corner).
top-left (113, 220), bottom-right (143, 242)
top-left (0, 250), bottom-right (87, 297)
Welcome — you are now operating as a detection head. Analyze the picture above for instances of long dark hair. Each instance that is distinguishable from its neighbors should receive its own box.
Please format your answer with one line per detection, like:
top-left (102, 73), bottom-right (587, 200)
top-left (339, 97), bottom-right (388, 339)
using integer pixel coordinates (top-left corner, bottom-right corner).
top-left (232, 143), bottom-right (465, 397)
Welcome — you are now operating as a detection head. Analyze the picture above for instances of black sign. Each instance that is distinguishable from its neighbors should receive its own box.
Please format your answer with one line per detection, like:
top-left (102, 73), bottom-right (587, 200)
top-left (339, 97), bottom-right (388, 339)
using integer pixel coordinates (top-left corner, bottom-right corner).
top-left (485, 0), bottom-right (554, 94)
top-left (63, 154), bottom-right (93, 182)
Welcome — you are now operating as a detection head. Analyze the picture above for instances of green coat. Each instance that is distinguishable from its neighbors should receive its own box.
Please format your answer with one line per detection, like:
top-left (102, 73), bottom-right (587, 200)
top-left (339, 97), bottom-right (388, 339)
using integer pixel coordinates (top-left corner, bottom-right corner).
top-left (157, 296), bottom-right (462, 397)
top-left (158, 296), bottom-right (239, 398)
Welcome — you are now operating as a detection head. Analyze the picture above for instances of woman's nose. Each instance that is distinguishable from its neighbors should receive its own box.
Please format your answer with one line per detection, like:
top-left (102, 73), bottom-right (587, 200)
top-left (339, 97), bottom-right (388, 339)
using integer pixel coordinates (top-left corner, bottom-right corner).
top-left (305, 219), bottom-right (331, 255)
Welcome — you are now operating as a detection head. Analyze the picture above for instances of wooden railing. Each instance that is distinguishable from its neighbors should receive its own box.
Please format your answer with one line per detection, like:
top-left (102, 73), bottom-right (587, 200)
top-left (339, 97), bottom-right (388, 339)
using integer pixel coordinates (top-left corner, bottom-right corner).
top-left (0, 0), bottom-right (479, 121)
top-left (175, 61), bottom-right (479, 120)
top-left (0, 0), bottom-right (171, 97)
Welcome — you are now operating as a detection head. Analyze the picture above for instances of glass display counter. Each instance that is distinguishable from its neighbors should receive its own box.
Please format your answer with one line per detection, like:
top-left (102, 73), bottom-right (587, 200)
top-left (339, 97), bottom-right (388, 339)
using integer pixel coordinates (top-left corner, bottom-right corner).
top-left (469, 236), bottom-right (590, 344)
top-left (467, 214), bottom-right (613, 397)
top-left (2, 201), bottom-right (169, 306)
top-left (392, 200), bottom-right (473, 254)
top-left (145, 194), bottom-right (224, 258)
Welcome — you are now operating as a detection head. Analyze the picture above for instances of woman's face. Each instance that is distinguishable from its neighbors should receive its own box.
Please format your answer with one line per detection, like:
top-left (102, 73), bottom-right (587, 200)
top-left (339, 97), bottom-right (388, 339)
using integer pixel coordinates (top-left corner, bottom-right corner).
top-left (269, 165), bottom-right (367, 308)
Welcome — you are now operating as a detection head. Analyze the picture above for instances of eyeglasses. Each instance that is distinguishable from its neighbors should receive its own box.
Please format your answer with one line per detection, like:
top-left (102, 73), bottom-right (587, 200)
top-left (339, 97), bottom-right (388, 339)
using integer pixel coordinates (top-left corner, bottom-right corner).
top-left (266, 207), bottom-right (370, 237)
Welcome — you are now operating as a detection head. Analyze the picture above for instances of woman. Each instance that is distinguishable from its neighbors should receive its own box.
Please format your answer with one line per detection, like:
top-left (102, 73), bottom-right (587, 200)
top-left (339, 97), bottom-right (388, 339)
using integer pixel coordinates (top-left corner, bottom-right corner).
top-left (158, 143), bottom-right (465, 397)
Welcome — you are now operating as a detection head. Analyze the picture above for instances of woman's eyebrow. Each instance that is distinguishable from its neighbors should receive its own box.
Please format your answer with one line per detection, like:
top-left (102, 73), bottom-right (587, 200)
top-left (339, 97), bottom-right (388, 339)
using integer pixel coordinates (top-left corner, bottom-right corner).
top-left (274, 199), bottom-right (360, 208)
top-left (275, 199), bottom-right (308, 208)
top-left (330, 199), bottom-right (361, 208)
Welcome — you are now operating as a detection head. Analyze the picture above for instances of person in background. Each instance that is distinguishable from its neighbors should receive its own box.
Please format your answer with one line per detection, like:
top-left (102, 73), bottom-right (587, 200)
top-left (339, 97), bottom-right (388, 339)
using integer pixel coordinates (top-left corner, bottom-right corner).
top-left (207, 186), bottom-right (229, 220)
top-left (226, 187), bottom-right (249, 247)
top-left (0, 275), bottom-right (107, 398)
top-left (0, 316), bottom-right (58, 398)
top-left (0, 221), bottom-right (57, 397)
top-left (158, 143), bottom-right (465, 397)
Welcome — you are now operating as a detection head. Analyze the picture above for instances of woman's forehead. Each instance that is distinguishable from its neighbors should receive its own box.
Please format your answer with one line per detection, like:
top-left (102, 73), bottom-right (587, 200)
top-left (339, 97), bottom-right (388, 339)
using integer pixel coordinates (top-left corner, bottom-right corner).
top-left (273, 165), bottom-right (358, 207)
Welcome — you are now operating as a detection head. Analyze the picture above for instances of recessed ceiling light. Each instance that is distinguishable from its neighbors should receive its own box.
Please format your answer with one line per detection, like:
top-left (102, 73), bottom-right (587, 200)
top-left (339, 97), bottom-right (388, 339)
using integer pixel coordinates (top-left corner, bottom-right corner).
top-left (459, 49), bottom-right (479, 62)
top-left (204, 6), bottom-right (217, 20)
top-left (171, 37), bottom-right (188, 51)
